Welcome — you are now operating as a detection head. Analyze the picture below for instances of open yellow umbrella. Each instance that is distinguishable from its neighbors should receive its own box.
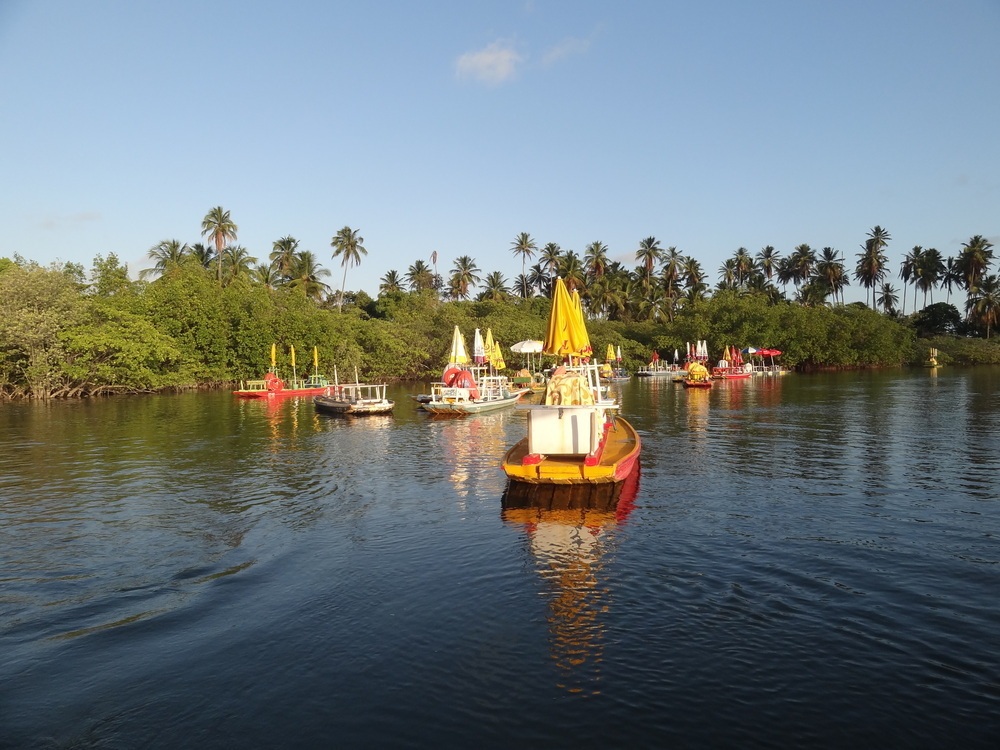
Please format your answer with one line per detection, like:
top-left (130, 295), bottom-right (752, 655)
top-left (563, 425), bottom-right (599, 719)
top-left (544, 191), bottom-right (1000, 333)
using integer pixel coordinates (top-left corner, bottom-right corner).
top-left (544, 278), bottom-right (591, 359)
top-left (448, 325), bottom-right (469, 365)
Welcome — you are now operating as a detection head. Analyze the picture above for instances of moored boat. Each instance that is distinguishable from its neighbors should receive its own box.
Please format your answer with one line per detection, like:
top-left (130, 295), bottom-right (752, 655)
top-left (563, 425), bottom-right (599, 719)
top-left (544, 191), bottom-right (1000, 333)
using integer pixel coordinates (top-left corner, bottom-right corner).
top-left (233, 345), bottom-right (332, 398)
top-left (502, 278), bottom-right (640, 501)
top-left (683, 361), bottom-right (713, 388)
top-left (314, 382), bottom-right (394, 416)
top-left (420, 367), bottom-right (529, 415)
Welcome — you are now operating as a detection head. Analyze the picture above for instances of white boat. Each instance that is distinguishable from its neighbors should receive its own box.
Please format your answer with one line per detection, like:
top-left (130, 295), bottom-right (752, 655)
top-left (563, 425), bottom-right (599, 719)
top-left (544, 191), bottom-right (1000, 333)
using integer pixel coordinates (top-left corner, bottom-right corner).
top-left (420, 366), bottom-right (529, 415)
top-left (314, 382), bottom-right (394, 416)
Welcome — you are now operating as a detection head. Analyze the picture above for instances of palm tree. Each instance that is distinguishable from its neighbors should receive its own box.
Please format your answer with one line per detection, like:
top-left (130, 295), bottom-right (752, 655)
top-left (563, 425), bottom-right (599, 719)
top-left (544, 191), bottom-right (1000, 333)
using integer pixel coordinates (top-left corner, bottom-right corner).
top-left (510, 232), bottom-right (536, 297)
top-left (450, 255), bottom-right (481, 300)
top-left (330, 226), bottom-right (366, 312)
top-left (288, 250), bottom-right (331, 301)
top-left (539, 243), bottom-right (562, 285)
top-left (270, 236), bottom-right (300, 280)
top-left (189, 243), bottom-right (215, 269)
top-left (559, 251), bottom-right (586, 292)
top-left (527, 263), bottom-right (549, 297)
top-left (479, 271), bottom-right (510, 301)
top-left (681, 256), bottom-right (705, 293)
top-left (899, 245), bottom-right (923, 315)
top-left (732, 247), bottom-right (755, 288)
top-left (252, 263), bottom-right (280, 290)
top-left (942, 256), bottom-right (961, 304)
top-left (756, 245), bottom-right (779, 282)
top-left (967, 274), bottom-right (1000, 338)
top-left (405, 260), bottom-right (435, 291)
top-left (790, 244), bottom-right (816, 290)
top-left (815, 247), bottom-right (848, 304)
top-left (915, 247), bottom-right (945, 308)
top-left (717, 258), bottom-right (738, 290)
top-left (855, 225), bottom-right (891, 309)
top-left (379, 270), bottom-right (404, 294)
top-left (141, 239), bottom-right (190, 280)
top-left (584, 241), bottom-right (610, 282)
top-left (955, 234), bottom-right (995, 295)
top-left (635, 236), bottom-right (662, 290)
top-left (222, 245), bottom-right (257, 284)
top-left (876, 282), bottom-right (899, 315)
top-left (201, 206), bottom-right (238, 285)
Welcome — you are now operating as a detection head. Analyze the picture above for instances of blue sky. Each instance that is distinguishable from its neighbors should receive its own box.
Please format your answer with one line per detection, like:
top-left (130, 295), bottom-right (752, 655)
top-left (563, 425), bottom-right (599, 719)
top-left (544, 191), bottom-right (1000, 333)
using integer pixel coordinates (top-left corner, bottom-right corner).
top-left (2, 0), bottom-right (998, 305)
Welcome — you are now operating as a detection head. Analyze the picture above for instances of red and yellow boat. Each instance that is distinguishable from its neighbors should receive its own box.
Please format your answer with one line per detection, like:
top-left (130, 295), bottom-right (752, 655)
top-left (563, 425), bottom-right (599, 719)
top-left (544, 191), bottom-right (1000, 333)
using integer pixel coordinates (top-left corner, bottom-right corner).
top-left (501, 279), bottom-right (640, 504)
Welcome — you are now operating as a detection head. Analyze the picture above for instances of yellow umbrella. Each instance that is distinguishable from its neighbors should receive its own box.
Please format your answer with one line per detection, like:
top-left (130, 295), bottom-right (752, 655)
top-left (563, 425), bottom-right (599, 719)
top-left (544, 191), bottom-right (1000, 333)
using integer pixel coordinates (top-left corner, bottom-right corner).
top-left (313, 346), bottom-right (319, 371)
top-left (570, 287), bottom-right (592, 358)
top-left (270, 343), bottom-right (276, 370)
top-left (544, 278), bottom-right (591, 359)
top-left (605, 343), bottom-right (615, 362)
top-left (484, 328), bottom-right (496, 365)
top-left (492, 340), bottom-right (506, 370)
top-left (290, 345), bottom-right (296, 368)
top-left (448, 325), bottom-right (469, 364)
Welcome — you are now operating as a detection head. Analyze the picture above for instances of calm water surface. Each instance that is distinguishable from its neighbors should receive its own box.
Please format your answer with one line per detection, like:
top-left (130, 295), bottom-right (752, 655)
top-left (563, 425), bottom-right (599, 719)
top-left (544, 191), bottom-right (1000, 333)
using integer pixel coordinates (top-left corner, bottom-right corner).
top-left (2, 369), bottom-right (999, 748)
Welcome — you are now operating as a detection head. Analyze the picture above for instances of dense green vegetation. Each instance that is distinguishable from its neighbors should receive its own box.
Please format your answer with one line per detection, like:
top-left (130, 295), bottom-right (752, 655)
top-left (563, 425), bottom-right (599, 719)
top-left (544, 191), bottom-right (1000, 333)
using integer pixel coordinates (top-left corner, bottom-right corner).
top-left (2, 251), bottom-right (998, 399)
top-left (3, 211), bottom-right (998, 398)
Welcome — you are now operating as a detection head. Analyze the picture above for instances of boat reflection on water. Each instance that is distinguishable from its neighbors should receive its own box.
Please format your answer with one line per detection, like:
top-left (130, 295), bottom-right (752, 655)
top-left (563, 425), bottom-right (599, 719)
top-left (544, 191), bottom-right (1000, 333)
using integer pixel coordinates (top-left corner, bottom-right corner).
top-left (501, 469), bottom-right (638, 694)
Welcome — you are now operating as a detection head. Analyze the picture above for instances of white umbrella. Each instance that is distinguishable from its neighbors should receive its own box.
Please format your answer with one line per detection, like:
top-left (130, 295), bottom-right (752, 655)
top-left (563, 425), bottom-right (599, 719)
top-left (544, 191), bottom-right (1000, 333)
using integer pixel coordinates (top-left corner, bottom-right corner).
top-left (510, 339), bottom-right (544, 353)
top-left (510, 339), bottom-right (544, 373)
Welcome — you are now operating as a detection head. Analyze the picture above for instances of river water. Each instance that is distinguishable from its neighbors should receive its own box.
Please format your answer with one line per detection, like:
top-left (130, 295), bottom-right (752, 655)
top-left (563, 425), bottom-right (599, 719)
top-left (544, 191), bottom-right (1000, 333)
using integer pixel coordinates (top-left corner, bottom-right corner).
top-left (2, 369), bottom-right (999, 748)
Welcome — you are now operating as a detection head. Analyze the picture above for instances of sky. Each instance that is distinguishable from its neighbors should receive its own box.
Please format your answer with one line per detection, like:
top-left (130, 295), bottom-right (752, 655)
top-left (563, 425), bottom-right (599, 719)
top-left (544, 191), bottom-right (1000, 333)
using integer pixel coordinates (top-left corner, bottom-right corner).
top-left (1, 0), bottom-right (998, 306)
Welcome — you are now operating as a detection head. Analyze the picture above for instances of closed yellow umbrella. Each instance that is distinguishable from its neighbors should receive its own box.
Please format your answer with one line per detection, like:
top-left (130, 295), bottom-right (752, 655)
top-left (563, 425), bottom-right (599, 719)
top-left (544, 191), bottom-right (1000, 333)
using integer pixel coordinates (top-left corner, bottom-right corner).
top-left (492, 340), bottom-right (506, 371)
top-left (448, 325), bottom-right (469, 365)
top-left (313, 346), bottom-right (319, 371)
top-left (290, 345), bottom-right (296, 369)
top-left (606, 343), bottom-right (615, 362)
top-left (544, 278), bottom-right (591, 359)
top-left (270, 343), bottom-right (277, 370)
top-left (484, 328), bottom-right (496, 365)
top-left (570, 287), bottom-right (592, 359)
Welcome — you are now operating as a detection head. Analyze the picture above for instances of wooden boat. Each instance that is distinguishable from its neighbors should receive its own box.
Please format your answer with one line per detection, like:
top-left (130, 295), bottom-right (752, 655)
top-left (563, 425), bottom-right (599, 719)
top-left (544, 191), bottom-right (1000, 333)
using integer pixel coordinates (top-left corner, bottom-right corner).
top-left (314, 382), bottom-right (394, 416)
top-left (234, 345), bottom-right (332, 398)
top-left (234, 372), bottom-right (332, 399)
top-left (420, 366), bottom-right (529, 415)
top-left (502, 359), bottom-right (640, 502)
top-left (682, 361), bottom-right (713, 388)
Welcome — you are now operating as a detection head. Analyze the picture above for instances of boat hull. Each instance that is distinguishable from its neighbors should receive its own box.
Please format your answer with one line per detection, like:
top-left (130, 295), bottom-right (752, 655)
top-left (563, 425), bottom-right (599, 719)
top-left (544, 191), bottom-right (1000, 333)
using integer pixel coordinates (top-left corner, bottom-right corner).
top-left (502, 415), bottom-right (641, 488)
top-left (682, 380), bottom-right (712, 388)
top-left (234, 386), bottom-right (331, 399)
top-left (420, 390), bottom-right (528, 415)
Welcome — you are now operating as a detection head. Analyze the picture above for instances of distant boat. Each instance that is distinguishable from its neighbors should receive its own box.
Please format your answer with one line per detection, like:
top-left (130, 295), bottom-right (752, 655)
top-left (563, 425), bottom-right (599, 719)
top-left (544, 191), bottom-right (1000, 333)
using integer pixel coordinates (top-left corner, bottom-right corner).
top-left (420, 366), bottom-right (529, 415)
top-left (314, 384), bottom-right (393, 416)
top-left (233, 345), bottom-right (332, 398)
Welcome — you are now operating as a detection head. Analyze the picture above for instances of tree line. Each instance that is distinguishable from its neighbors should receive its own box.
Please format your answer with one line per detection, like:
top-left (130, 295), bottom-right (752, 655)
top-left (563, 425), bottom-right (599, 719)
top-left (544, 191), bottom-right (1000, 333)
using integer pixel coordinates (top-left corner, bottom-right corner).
top-left (2, 208), bottom-right (998, 399)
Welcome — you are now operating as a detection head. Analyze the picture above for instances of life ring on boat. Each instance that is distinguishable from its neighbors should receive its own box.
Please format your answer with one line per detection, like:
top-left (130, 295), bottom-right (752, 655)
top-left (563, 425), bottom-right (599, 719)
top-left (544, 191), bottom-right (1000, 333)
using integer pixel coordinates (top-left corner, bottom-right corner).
top-left (266, 374), bottom-right (284, 391)
top-left (451, 370), bottom-right (479, 400)
top-left (531, 372), bottom-right (546, 387)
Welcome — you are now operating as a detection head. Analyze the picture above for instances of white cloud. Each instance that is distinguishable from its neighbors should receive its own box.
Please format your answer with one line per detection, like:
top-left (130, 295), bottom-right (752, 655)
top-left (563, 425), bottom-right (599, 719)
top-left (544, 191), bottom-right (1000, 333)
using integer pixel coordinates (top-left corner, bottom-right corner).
top-left (455, 41), bottom-right (524, 85)
top-left (541, 36), bottom-right (591, 66)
